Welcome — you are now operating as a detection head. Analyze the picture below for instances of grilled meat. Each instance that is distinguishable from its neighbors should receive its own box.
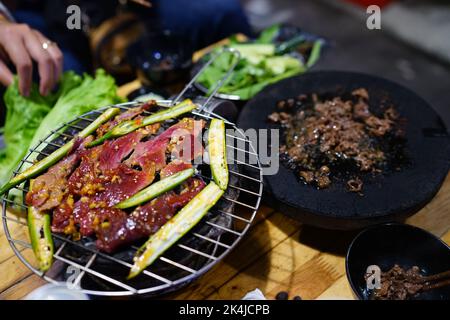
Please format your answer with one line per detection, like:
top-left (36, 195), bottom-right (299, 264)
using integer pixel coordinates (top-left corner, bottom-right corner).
top-left (347, 178), bottom-right (363, 193)
top-left (52, 195), bottom-right (76, 234)
top-left (25, 138), bottom-right (88, 211)
top-left (98, 131), bottom-right (143, 171)
top-left (25, 105), bottom-right (207, 253)
top-left (125, 118), bottom-right (205, 171)
top-left (96, 177), bottom-right (206, 253)
top-left (70, 163), bottom-right (156, 236)
top-left (95, 100), bottom-right (156, 138)
top-left (160, 160), bottom-right (194, 179)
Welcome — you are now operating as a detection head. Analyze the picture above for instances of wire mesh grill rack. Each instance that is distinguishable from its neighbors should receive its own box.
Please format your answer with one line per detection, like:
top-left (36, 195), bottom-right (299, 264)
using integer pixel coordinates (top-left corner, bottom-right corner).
top-left (1, 99), bottom-right (263, 297)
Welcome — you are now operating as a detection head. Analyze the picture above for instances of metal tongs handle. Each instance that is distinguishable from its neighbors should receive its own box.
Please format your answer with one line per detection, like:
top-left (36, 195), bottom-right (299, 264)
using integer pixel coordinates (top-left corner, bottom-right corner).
top-left (171, 47), bottom-right (241, 112)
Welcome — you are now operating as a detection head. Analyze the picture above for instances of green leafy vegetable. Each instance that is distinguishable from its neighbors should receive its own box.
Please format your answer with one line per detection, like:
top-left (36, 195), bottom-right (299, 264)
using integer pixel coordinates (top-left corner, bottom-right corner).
top-left (30, 69), bottom-right (124, 148)
top-left (196, 25), bottom-right (323, 100)
top-left (0, 80), bottom-right (54, 185)
top-left (264, 56), bottom-right (303, 75)
top-left (0, 69), bottom-right (124, 187)
top-left (255, 24), bottom-right (280, 44)
top-left (306, 40), bottom-right (324, 68)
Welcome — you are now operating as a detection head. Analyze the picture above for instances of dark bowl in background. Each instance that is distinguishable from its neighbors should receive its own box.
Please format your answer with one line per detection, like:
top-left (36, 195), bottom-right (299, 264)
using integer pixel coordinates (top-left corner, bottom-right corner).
top-left (127, 30), bottom-right (193, 86)
top-left (346, 223), bottom-right (450, 300)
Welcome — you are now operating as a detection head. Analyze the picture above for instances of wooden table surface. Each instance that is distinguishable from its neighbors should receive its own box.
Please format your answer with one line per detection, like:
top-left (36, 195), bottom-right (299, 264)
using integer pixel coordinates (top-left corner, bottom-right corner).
top-left (0, 82), bottom-right (448, 300)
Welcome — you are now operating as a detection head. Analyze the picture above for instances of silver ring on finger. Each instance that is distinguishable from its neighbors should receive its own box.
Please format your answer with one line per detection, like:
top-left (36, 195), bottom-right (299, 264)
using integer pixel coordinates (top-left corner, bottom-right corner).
top-left (41, 40), bottom-right (55, 50)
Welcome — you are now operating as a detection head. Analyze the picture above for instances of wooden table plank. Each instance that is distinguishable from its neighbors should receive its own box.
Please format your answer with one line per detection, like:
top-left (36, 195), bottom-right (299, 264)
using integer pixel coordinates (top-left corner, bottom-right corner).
top-left (169, 211), bottom-right (301, 299)
top-left (0, 274), bottom-right (45, 300)
top-left (0, 217), bottom-right (31, 263)
top-left (316, 275), bottom-right (353, 300)
top-left (210, 228), bottom-right (345, 300)
top-left (442, 230), bottom-right (450, 244)
top-left (406, 173), bottom-right (450, 236)
top-left (0, 249), bottom-right (34, 293)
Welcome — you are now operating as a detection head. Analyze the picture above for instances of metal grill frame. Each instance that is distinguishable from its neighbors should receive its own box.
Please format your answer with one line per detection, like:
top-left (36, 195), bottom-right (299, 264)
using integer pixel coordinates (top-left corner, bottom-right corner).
top-left (1, 99), bottom-right (263, 297)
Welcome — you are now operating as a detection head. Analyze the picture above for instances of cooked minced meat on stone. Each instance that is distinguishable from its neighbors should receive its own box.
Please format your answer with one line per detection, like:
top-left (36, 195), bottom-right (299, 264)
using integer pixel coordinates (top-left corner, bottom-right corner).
top-left (347, 178), bottom-right (363, 193)
top-left (269, 88), bottom-right (405, 192)
top-left (351, 88), bottom-right (369, 100)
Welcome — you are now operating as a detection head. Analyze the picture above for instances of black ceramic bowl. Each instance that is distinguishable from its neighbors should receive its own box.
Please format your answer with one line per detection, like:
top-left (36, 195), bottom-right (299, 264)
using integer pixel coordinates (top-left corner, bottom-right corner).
top-left (127, 31), bottom-right (193, 86)
top-left (346, 223), bottom-right (450, 300)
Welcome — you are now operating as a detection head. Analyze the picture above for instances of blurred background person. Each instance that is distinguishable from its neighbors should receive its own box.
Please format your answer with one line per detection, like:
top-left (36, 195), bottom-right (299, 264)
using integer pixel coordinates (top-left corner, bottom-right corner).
top-left (0, 0), bottom-right (252, 95)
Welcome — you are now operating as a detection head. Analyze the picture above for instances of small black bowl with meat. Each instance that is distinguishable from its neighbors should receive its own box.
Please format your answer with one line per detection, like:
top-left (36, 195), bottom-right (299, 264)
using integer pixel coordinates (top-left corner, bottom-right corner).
top-left (346, 223), bottom-right (450, 300)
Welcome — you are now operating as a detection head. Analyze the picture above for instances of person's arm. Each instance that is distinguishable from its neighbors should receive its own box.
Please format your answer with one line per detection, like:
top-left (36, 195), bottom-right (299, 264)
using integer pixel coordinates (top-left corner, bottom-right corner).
top-left (0, 4), bottom-right (63, 96)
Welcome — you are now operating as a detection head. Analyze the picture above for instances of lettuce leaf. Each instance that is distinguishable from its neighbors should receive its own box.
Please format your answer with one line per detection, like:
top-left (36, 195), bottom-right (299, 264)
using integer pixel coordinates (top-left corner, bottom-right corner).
top-left (0, 69), bottom-right (124, 186)
top-left (30, 69), bottom-right (124, 148)
top-left (0, 80), bottom-right (54, 184)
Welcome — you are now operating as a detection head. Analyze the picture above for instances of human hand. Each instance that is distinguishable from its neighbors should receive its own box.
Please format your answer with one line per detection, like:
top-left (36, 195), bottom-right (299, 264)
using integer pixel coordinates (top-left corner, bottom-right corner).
top-left (0, 21), bottom-right (63, 96)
